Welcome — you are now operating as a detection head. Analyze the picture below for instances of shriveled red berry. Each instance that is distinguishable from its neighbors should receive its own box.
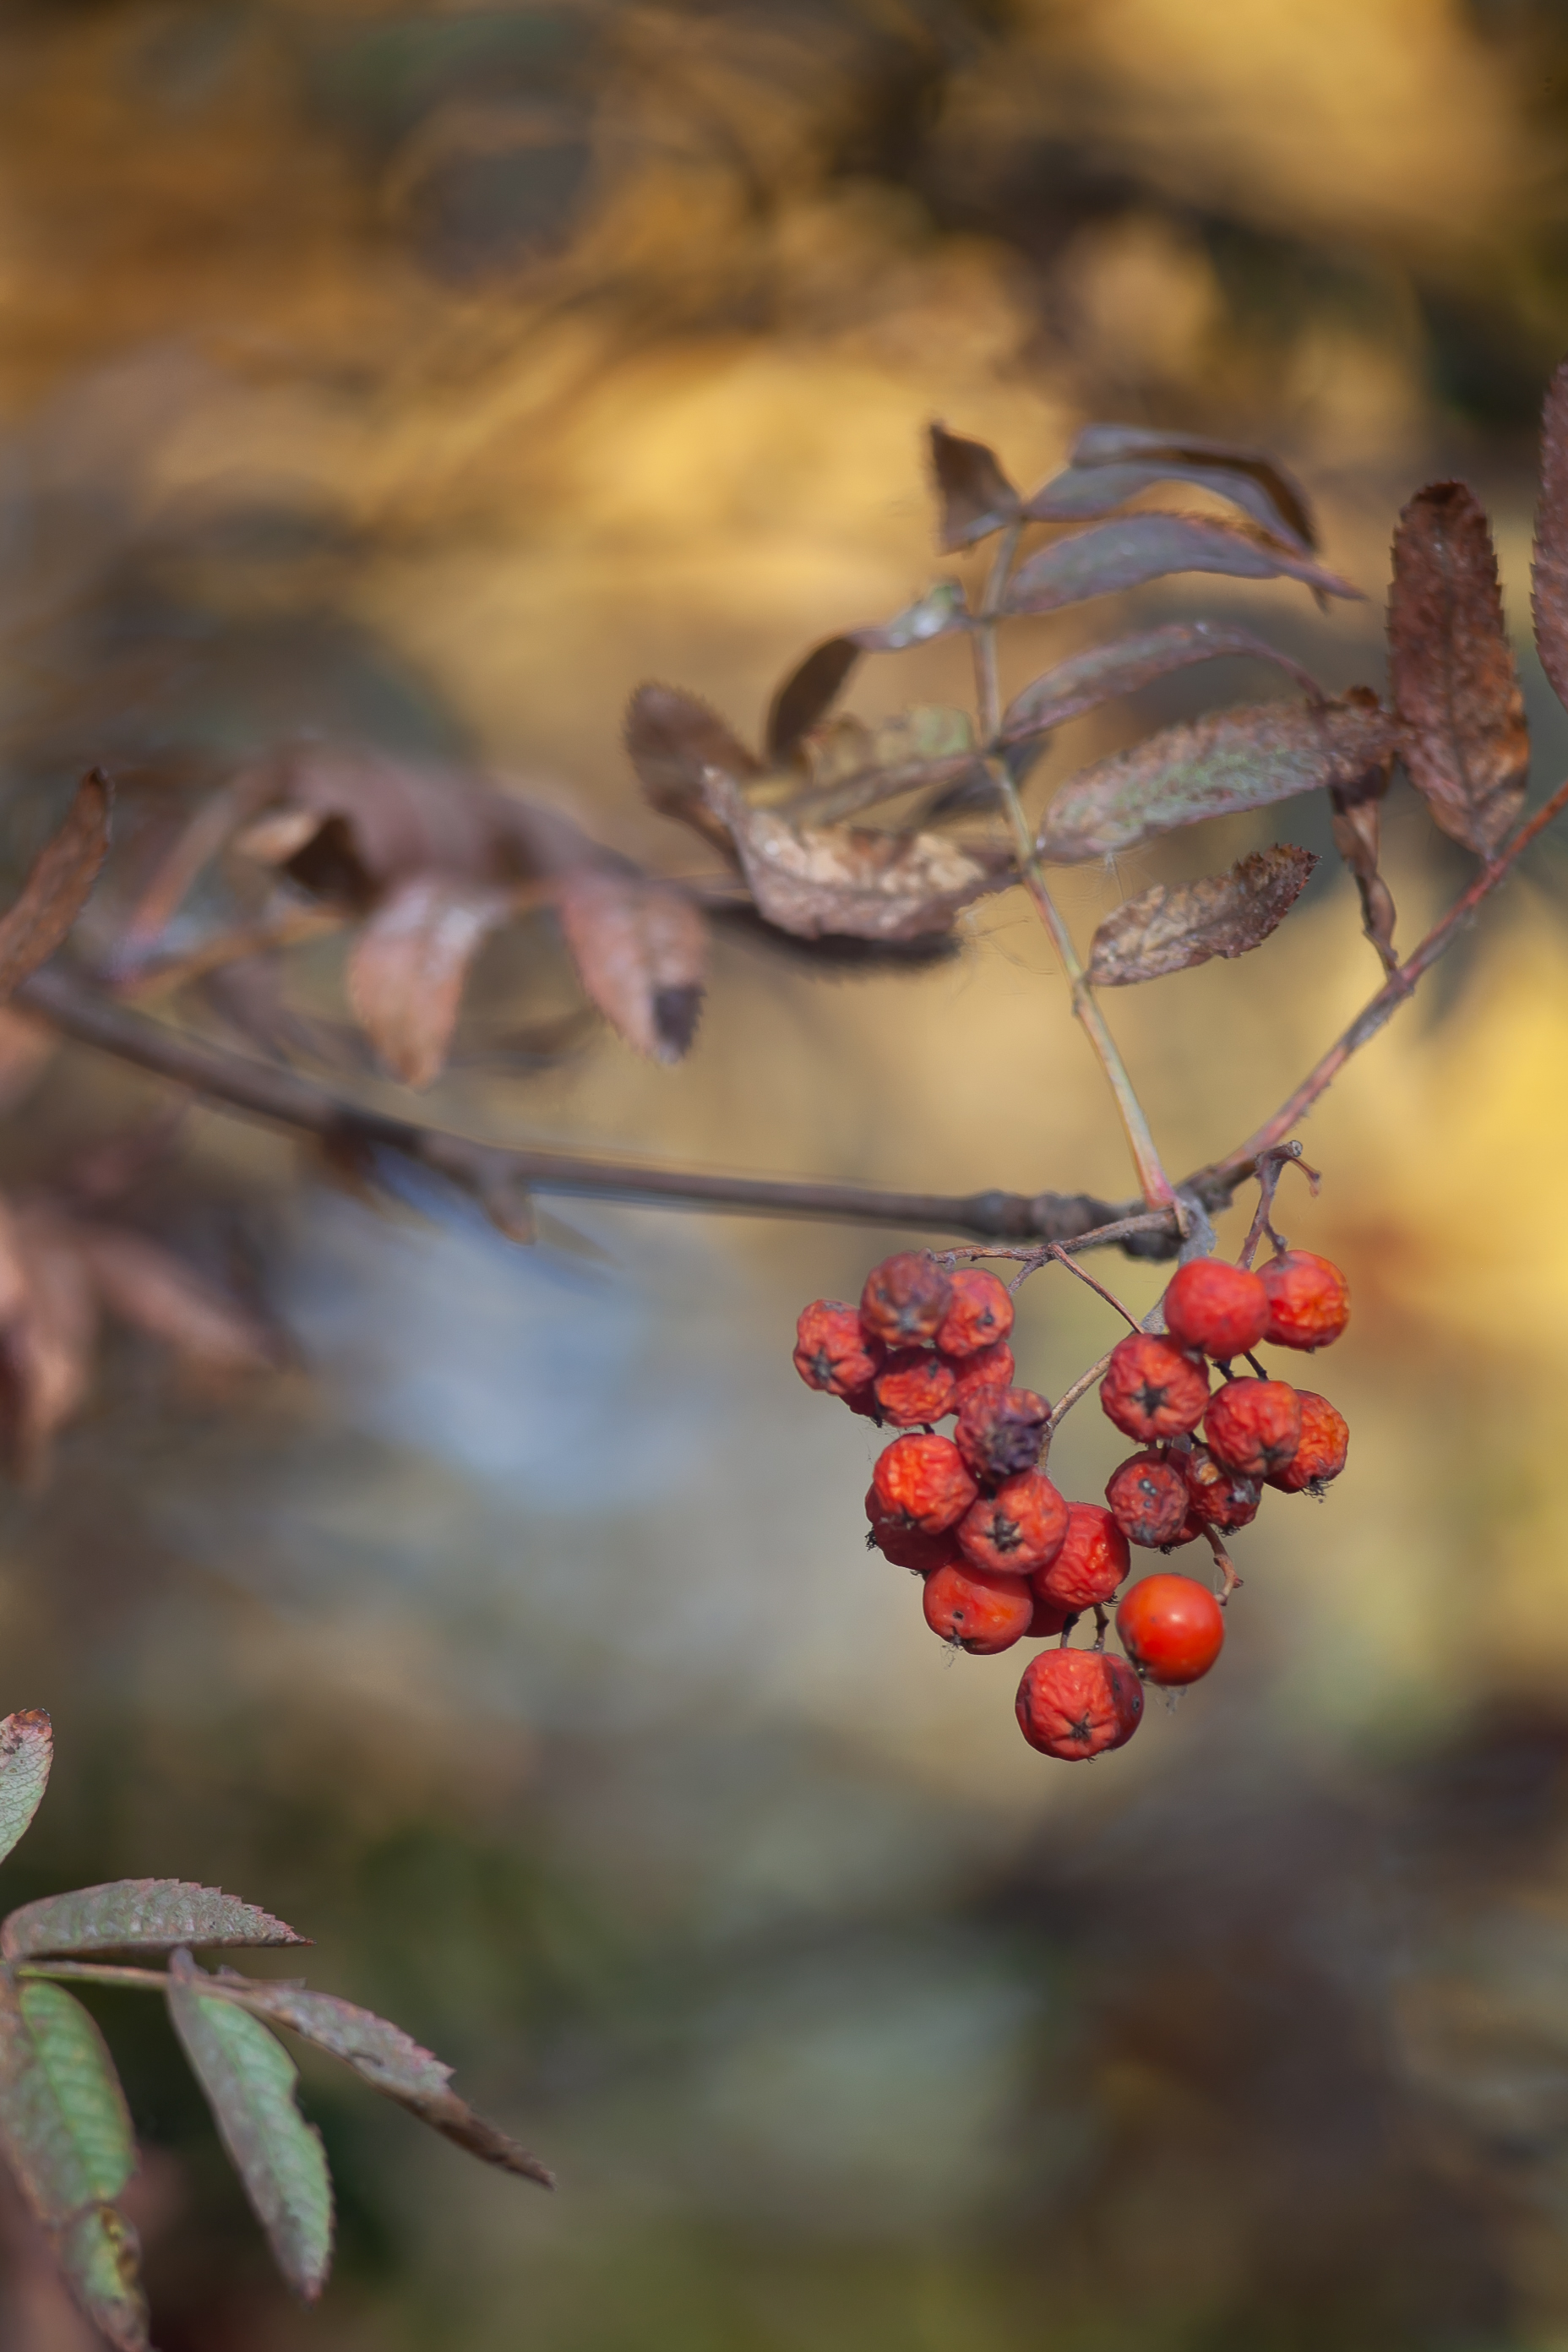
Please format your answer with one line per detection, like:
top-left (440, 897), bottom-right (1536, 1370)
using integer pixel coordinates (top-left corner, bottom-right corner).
top-left (935, 1268), bottom-right (1015, 1359)
top-left (1162, 1257), bottom-right (1268, 1360)
top-left (793, 1300), bottom-right (881, 1397)
top-left (871, 1433), bottom-right (977, 1533)
top-left (863, 1487), bottom-right (956, 1573)
top-left (1100, 1332), bottom-right (1209, 1442)
top-left (1183, 1442), bottom-right (1260, 1532)
top-left (923, 1560), bottom-right (1033, 1654)
top-left (1204, 1378), bottom-right (1302, 1478)
top-left (1116, 1573), bottom-right (1225, 1686)
top-left (955, 1385), bottom-right (1050, 1484)
top-left (1016, 1647), bottom-right (1143, 1759)
top-left (1162, 1505), bottom-right (1205, 1551)
top-left (950, 1340), bottom-right (1015, 1407)
top-left (1032, 1502), bottom-right (1131, 1613)
top-left (1105, 1451), bottom-right (1189, 1549)
top-left (873, 1349), bottom-right (957, 1427)
top-left (1259, 1250), bottom-right (1350, 1350)
top-left (859, 1252), bottom-right (953, 1346)
top-left (1267, 1390), bottom-right (1349, 1494)
top-left (843, 1384), bottom-right (884, 1424)
top-left (956, 1470), bottom-right (1069, 1576)
top-left (1028, 1592), bottom-right (1072, 1639)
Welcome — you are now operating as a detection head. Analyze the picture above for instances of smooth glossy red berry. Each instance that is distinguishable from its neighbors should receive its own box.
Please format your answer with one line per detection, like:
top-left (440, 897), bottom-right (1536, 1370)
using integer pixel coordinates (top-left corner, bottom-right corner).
top-left (1204, 1378), bottom-right (1302, 1478)
top-left (1182, 1442), bottom-right (1261, 1531)
top-left (1267, 1390), bottom-right (1349, 1493)
top-left (1032, 1502), bottom-right (1131, 1613)
top-left (955, 1385), bottom-right (1050, 1484)
top-left (1115, 1573), bottom-right (1225, 1686)
top-left (793, 1300), bottom-right (881, 1397)
top-left (860, 1253), bottom-right (953, 1346)
top-left (950, 1339), bottom-right (1015, 1407)
top-left (1100, 1332), bottom-right (1209, 1442)
top-left (1259, 1250), bottom-right (1350, 1351)
top-left (956, 1470), bottom-right (1069, 1576)
top-left (1162, 1257), bottom-right (1269, 1360)
top-left (1105, 1451), bottom-right (1190, 1548)
top-left (873, 1349), bottom-right (957, 1427)
top-left (871, 1433), bottom-right (977, 1533)
top-left (923, 1560), bottom-right (1034, 1653)
top-left (935, 1269), bottom-right (1015, 1359)
top-left (1015, 1647), bottom-right (1144, 1759)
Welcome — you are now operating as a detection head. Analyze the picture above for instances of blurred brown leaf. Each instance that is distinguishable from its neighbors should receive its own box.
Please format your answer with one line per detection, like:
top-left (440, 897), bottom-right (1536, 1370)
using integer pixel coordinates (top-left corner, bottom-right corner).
top-left (623, 683), bottom-right (759, 855)
top-left (929, 424), bottom-right (1020, 552)
top-left (1533, 360), bottom-right (1568, 715)
top-left (1038, 694), bottom-right (1396, 862)
top-left (68, 1226), bottom-right (280, 1375)
top-left (0, 772), bottom-right (111, 999)
top-left (1004, 513), bottom-right (1359, 618)
top-left (346, 875), bottom-right (513, 1090)
top-left (1390, 480), bottom-right (1527, 858)
top-left (1000, 622), bottom-right (1320, 748)
top-left (1326, 700), bottom-right (1399, 972)
top-left (1040, 424), bottom-right (1318, 549)
top-left (765, 581), bottom-right (969, 761)
top-left (556, 868), bottom-right (706, 1063)
top-left (1086, 843), bottom-right (1317, 986)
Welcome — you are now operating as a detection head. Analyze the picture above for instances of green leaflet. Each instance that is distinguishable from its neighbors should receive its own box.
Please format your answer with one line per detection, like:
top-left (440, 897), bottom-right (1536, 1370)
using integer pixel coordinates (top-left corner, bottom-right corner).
top-left (0, 1710), bottom-right (52, 1868)
top-left (50, 2202), bottom-right (149, 2352)
top-left (3, 1876), bottom-right (306, 1960)
top-left (16, 1981), bottom-right (136, 2206)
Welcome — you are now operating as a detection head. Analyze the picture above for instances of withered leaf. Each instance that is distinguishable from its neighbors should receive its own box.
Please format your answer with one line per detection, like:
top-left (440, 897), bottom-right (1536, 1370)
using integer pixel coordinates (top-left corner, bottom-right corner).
top-left (346, 875), bottom-right (512, 1090)
top-left (766, 581), bottom-right (969, 761)
top-left (0, 771), bottom-right (112, 999)
top-left (1004, 513), bottom-right (1359, 618)
top-left (1037, 694), bottom-right (1397, 863)
top-left (556, 869), bottom-right (707, 1063)
top-left (1389, 481), bottom-right (1528, 859)
top-left (1000, 622), bottom-right (1320, 747)
top-left (624, 684), bottom-right (759, 853)
top-left (1053, 424), bottom-right (1318, 549)
top-left (929, 424), bottom-right (1020, 552)
top-left (1326, 700), bottom-right (1398, 971)
top-left (1024, 460), bottom-right (1314, 548)
top-left (1533, 361), bottom-right (1568, 715)
top-left (70, 1225), bottom-right (280, 1373)
top-left (701, 768), bottom-right (1008, 942)
top-left (1086, 844), bottom-right (1318, 986)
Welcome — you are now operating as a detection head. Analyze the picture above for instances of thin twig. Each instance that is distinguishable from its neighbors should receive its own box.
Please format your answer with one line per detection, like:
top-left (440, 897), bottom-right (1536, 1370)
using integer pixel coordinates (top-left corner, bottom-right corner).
top-left (1236, 1142), bottom-right (1317, 1269)
top-left (1047, 1342), bottom-right (1119, 1433)
top-left (1206, 1526), bottom-right (1242, 1603)
top-left (1040, 1240), bottom-right (1143, 1329)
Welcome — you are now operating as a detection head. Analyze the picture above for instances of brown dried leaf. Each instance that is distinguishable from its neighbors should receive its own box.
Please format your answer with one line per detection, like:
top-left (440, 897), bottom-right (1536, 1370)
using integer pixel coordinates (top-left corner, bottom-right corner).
top-left (1534, 362), bottom-right (1568, 713)
top-left (3, 1210), bottom-right (98, 1477)
top-left (346, 876), bottom-right (512, 1089)
top-left (1390, 480), bottom-right (1527, 858)
top-left (1053, 424), bottom-right (1318, 549)
top-left (1000, 622), bottom-right (1320, 747)
top-left (1326, 701), bottom-right (1398, 972)
top-left (929, 424), bottom-right (1020, 552)
top-left (1086, 845), bottom-right (1318, 986)
top-left (624, 684), bottom-right (760, 854)
top-left (1037, 694), bottom-right (1397, 863)
top-left (1005, 513), bottom-right (1359, 618)
top-left (71, 1226), bottom-right (280, 1372)
top-left (0, 772), bottom-right (111, 999)
top-left (700, 769), bottom-right (1008, 941)
top-left (766, 582), bottom-right (969, 761)
top-left (556, 870), bottom-right (707, 1063)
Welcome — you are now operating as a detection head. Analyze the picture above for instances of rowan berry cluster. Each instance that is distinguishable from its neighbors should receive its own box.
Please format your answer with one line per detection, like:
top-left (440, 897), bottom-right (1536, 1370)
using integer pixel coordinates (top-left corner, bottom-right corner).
top-left (792, 1240), bottom-right (1350, 1762)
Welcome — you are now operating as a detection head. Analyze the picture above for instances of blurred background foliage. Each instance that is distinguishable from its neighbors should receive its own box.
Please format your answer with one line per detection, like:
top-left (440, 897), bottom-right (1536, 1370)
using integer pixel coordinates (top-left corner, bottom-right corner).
top-left (3, 0), bottom-right (1568, 2344)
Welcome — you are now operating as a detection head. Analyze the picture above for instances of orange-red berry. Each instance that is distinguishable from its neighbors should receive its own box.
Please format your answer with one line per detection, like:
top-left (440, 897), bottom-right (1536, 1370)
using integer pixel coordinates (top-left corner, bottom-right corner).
top-left (1161, 1504), bottom-right (1206, 1551)
top-left (1162, 1257), bottom-right (1269, 1360)
top-left (793, 1300), bottom-right (881, 1397)
top-left (956, 1470), bottom-right (1069, 1576)
top-left (1182, 1442), bottom-right (1261, 1532)
top-left (1258, 1250), bottom-right (1350, 1351)
top-left (1100, 1332), bottom-right (1209, 1442)
top-left (1267, 1390), bottom-right (1349, 1494)
top-left (863, 1487), bottom-right (956, 1573)
top-left (1015, 1647), bottom-right (1144, 1760)
top-left (955, 1385), bottom-right (1050, 1484)
top-left (871, 1433), bottom-right (977, 1533)
top-left (1115, 1573), bottom-right (1225, 1686)
top-left (1204, 1378), bottom-right (1302, 1479)
top-left (1028, 1592), bottom-right (1072, 1639)
top-left (859, 1252), bottom-right (953, 1346)
top-left (1032, 1502), bottom-right (1131, 1613)
top-left (1105, 1451), bottom-right (1190, 1549)
top-left (935, 1268), bottom-right (1015, 1359)
top-left (950, 1340), bottom-right (1015, 1407)
top-left (923, 1560), bottom-right (1034, 1653)
top-left (873, 1349), bottom-right (958, 1427)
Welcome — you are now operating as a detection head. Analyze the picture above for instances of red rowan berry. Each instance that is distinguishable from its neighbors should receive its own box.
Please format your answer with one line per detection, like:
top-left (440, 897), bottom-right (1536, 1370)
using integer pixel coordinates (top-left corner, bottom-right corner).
top-left (1259, 1250), bottom-right (1350, 1350)
top-left (859, 1252), bottom-right (952, 1347)
top-left (1100, 1332), bottom-right (1209, 1442)
top-left (1162, 1505), bottom-right (1206, 1551)
top-left (843, 1384), bottom-right (884, 1423)
top-left (923, 1559), bottom-right (1034, 1654)
top-left (863, 1487), bottom-right (956, 1573)
top-left (873, 1349), bottom-right (958, 1427)
top-left (871, 1433), bottom-right (977, 1533)
top-left (793, 1300), bottom-right (881, 1397)
top-left (1115, 1573), bottom-right (1225, 1686)
top-left (1182, 1442), bottom-right (1261, 1532)
top-left (1016, 1647), bottom-right (1143, 1760)
top-left (1267, 1389), bottom-right (1349, 1494)
top-left (955, 1385), bottom-right (1051, 1484)
top-left (956, 1470), bottom-right (1069, 1576)
top-left (1028, 1592), bottom-right (1072, 1639)
top-left (1032, 1502), bottom-right (1131, 1613)
top-left (935, 1268), bottom-right (1015, 1359)
top-left (1105, 1451), bottom-right (1190, 1549)
top-left (950, 1340), bottom-right (1015, 1407)
top-left (1204, 1378), bottom-right (1302, 1478)
top-left (1162, 1257), bottom-right (1269, 1360)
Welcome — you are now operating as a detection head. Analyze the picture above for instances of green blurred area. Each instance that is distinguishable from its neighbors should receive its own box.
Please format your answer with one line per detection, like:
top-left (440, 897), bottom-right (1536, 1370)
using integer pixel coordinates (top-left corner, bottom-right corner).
top-left (2, 3), bottom-right (1568, 2344)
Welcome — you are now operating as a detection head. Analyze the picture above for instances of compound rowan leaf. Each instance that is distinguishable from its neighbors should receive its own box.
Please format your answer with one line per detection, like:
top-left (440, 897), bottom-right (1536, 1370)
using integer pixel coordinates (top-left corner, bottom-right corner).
top-left (1533, 362), bottom-right (1568, 714)
top-left (1086, 845), bottom-right (1318, 986)
top-left (346, 875), bottom-right (512, 1089)
top-left (166, 1952), bottom-right (332, 2300)
top-left (1390, 480), bottom-right (1528, 858)
top-left (0, 772), bottom-right (112, 999)
top-left (0, 1711), bottom-right (52, 1868)
top-left (1040, 424), bottom-right (1317, 549)
top-left (1037, 694), bottom-right (1397, 863)
top-left (1004, 514), bottom-right (1358, 619)
top-left (556, 869), bottom-right (707, 1063)
top-left (1000, 622), bottom-right (1320, 747)
top-left (3, 1880), bottom-right (307, 1962)
top-left (72, 1226), bottom-right (280, 1372)
top-left (766, 582), bottom-right (969, 760)
top-left (929, 424), bottom-right (1020, 551)
top-left (624, 683), bottom-right (759, 852)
